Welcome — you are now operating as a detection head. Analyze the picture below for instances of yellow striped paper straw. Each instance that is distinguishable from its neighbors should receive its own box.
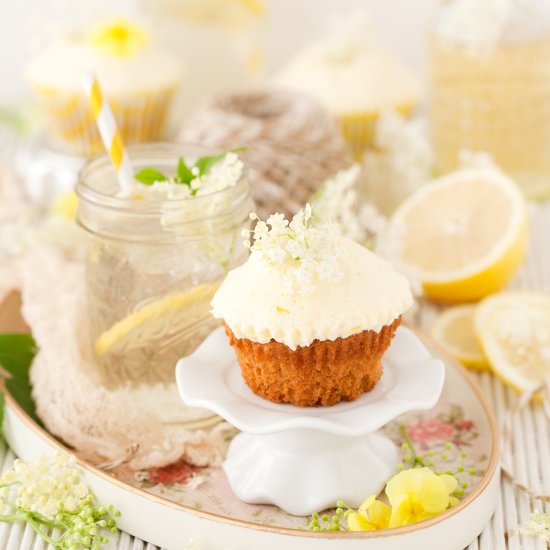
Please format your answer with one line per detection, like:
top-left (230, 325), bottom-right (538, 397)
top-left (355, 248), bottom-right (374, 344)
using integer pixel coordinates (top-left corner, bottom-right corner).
top-left (82, 73), bottom-right (134, 196)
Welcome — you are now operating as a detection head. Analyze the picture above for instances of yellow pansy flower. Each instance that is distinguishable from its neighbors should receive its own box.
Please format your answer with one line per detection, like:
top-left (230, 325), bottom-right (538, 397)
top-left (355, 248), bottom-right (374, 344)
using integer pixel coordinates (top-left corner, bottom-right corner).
top-left (386, 467), bottom-right (458, 528)
top-left (347, 495), bottom-right (391, 531)
top-left (88, 19), bottom-right (149, 57)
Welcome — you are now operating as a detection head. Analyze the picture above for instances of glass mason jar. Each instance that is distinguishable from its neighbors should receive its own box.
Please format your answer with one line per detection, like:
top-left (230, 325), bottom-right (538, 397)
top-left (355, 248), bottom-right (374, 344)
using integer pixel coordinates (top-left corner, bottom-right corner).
top-left (76, 143), bottom-right (253, 388)
top-left (430, 3), bottom-right (550, 200)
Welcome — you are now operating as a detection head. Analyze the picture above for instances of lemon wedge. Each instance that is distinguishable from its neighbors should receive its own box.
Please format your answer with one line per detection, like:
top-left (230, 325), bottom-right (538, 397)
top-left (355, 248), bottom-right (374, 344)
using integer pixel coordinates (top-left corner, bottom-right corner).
top-left (389, 167), bottom-right (528, 302)
top-left (95, 282), bottom-right (220, 356)
top-left (431, 305), bottom-right (489, 370)
top-left (475, 291), bottom-right (550, 393)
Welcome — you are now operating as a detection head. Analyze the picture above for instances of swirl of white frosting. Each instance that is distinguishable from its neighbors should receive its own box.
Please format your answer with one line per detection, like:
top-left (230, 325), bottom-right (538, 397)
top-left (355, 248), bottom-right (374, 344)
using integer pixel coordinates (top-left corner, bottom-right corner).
top-left (211, 235), bottom-right (413, 350)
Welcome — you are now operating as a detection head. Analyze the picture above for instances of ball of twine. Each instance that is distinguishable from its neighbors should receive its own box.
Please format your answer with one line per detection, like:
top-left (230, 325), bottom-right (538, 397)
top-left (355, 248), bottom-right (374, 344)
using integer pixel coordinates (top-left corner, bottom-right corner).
top-left (179, 89), bottom-right (352, 217)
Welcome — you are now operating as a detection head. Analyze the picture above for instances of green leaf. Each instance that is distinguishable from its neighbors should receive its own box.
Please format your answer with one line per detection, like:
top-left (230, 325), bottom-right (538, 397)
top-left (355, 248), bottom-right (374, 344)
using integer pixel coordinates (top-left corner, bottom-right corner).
top-left (0, 334), bottom-right (40, 425)
top-left (177, 157), bottom-right (194, 185)
top-left (0, 390), bottom-right (4, 438)
top-left (194, 147), bottom-right (246, 177)
top-left (134, 168), bottom-right (167, 186)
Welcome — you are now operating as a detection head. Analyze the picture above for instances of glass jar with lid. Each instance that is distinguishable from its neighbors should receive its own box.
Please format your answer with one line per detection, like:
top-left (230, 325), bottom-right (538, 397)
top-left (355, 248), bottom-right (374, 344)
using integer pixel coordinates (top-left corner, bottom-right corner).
top-left (430, 0), bottom-right (550, 199)
top-left (76, 143), bottom-right (253, 388)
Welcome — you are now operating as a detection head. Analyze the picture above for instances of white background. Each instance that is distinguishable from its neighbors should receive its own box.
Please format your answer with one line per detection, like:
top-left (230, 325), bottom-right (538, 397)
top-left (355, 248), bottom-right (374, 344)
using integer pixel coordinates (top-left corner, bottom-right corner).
top-left (0, 0), bottom-right (438, 104)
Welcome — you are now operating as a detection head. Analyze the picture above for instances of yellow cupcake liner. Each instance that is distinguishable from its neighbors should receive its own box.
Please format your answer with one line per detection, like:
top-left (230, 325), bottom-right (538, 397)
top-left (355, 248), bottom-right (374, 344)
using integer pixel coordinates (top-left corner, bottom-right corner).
top-left (33, 85), bottom-right (178, 157)
top-left (337, 103), bottom-right (414, 161)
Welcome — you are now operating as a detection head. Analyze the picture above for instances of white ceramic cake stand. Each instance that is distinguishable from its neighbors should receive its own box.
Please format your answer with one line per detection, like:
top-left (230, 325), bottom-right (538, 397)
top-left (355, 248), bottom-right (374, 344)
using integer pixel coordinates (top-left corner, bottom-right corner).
top-left (176, 326), bottom-right (445, 516)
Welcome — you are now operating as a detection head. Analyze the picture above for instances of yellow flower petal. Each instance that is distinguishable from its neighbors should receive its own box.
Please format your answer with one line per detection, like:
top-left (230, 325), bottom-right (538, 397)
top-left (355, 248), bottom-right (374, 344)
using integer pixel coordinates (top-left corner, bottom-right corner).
top-left (449, 496), bottom-right (460, 507)
top-left (417, 480), bottom-right (451, 513)
top-left (440, 474), bottom-right (459, 494)
top-left (386, 467), bottom-right (457, 524)
top-left (88, 19), bottom-right (150, 57)
top-left (386, 467), bottom-right (424, 508)
top-left (389, 500), bottom-right (416, 528)
top-left (347, 511), bottom-right (376, 532)
top-left (361, 497), bottom-right (391, 529)
top-left (358, 495), bottom-right (377, 516)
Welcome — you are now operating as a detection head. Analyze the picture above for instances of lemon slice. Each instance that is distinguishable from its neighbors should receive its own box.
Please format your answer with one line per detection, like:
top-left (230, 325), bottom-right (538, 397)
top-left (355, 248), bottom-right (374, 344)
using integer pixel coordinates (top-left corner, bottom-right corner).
top-left (431, 305), bottom-right (489, 370)
top-left (389, 167), bottom-right (528, 302)
top-left (95, 282), bottom-right (221, 356)
top-left (475, 291), bottom-right (550, 393)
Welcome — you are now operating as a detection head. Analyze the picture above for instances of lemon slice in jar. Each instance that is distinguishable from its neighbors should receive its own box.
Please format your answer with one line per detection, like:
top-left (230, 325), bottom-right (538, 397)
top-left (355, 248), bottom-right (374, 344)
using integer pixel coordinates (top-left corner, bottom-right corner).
top-left (389, 167), bottom-right (528, 302)
top-left (95, 281), bottom-right (221, 356)
top-left (474, 291), bottom-right (550, 393)
top-left (431, 305), bottom-right (489, 370)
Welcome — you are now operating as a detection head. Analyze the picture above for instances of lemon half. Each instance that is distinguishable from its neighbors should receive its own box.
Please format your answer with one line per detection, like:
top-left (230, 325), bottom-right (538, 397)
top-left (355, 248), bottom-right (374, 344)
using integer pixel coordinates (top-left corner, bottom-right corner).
top-left (431, 305), bottom-right (489, 370)
top-left (475, 291), bottom-right (550, 393)
top-left (390, 167), bottom-right (528, 302)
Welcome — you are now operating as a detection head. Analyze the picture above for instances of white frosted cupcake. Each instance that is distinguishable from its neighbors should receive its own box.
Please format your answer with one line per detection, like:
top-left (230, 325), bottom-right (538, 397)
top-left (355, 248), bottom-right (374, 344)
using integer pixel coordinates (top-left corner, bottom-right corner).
top-left (27, 19), bottom-right (182, 156)
top-left (211, 206), bottom-right (412, 407)
top-left (274, 27), bottom-right (421, 160)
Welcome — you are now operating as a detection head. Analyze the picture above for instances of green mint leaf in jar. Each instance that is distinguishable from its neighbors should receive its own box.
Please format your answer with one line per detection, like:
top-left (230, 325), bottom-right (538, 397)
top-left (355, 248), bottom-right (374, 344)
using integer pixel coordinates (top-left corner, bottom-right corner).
top-left (134, 167), bottom-right (167, 185)
top-left (177, 156), bottom-right (194, 184)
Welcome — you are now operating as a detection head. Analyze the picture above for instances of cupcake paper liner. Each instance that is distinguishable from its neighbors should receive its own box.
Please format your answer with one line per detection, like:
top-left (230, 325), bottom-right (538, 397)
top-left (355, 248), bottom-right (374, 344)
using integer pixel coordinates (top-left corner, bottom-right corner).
top-left (224, 317), bottom-right (401, 407)
top-left (33, 85), bottom-right (177, 157)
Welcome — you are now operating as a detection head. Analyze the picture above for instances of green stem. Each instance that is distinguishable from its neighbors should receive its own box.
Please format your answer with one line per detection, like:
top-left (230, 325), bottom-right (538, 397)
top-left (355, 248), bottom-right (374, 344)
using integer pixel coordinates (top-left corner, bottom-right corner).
top-left (0, 513), bottom-right (26, 522)
top-left (27, 511), bottom-right (65, 530)
top-left (27, 516), bottom-right (60, 547)
top-left (400, 424), bottom-right (424, 467)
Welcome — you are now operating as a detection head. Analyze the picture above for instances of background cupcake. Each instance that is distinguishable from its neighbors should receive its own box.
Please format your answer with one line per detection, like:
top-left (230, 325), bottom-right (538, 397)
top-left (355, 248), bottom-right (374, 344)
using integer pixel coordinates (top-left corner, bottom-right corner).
top-left (211, 205), bottom-right (413, 407)
top-left (274, 19), bottom-right (422, 160)
top-left (26, 18), bottom-right (183, 157)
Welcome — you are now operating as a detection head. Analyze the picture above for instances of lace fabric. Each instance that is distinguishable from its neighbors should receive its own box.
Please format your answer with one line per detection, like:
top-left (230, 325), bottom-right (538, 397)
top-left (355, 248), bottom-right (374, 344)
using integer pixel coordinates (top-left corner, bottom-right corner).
top-left (15, 245), bottom-right (229, 470)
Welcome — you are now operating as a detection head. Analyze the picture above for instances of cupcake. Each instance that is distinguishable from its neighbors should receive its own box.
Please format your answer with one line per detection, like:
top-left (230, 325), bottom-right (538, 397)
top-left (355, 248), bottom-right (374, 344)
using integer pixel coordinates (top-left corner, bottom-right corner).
top-left (211, 205), bottom-right (413, 407)
top-left (26, 19), bottom-right (182, 156)
top-left (274, 24), bottom-right (421, 160)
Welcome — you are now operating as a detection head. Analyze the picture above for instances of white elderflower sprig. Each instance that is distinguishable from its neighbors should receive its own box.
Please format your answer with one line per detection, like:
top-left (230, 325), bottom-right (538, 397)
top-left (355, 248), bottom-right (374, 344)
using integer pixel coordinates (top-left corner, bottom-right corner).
top-left (148, 154), bottom-right (244, 199)
top-left (242, 205), bottom-right (342, 295)
top-left (362, 110), bottom-right (433, 214)
top-left (518, 512), bottom-right (550, 543)
top-left (194, 152), bottom-right (244, 196)
top-left (311, 165), bottom-right (366, 243)
top-left (309, 166), bottom-right (422, 296)
top-left (0, 452), bottom-right (119, 550)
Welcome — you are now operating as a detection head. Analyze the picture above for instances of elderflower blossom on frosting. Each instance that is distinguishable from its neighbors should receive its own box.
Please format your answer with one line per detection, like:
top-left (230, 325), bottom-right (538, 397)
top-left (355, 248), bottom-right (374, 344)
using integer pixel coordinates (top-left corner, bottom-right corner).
top-left (242, 204), bottom-right (342, 295)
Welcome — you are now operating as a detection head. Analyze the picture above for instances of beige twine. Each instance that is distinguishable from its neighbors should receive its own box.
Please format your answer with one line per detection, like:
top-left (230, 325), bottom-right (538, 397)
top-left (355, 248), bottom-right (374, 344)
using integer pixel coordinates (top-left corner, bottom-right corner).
top-left (179, 89), bottom-right (352, 218)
